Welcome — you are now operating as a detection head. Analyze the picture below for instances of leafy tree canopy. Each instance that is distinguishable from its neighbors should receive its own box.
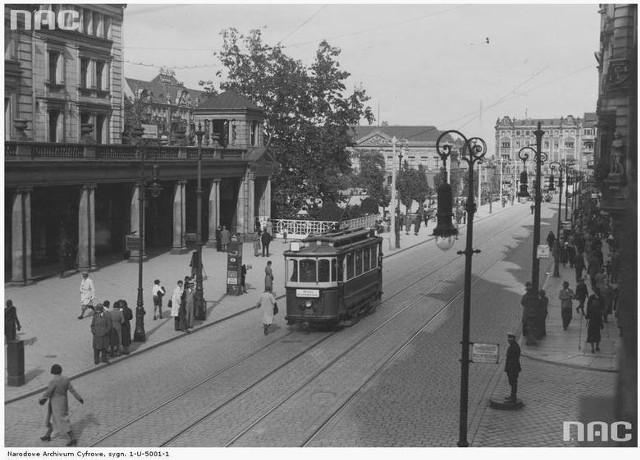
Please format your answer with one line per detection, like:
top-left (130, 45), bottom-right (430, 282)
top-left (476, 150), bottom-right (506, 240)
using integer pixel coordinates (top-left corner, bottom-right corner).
top-left (353, 150), bottom-right (390, 209)
top-left (204, 29), bottom-right (374, 218)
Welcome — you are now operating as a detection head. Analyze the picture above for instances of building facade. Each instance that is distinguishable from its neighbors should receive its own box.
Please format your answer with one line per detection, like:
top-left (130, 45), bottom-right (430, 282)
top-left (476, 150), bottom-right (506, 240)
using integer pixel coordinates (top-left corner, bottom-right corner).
top-left (594, 3), bottom-right (637, 439)
top-left (349, 125), bottom-right (453, 189)
top-left (4, 4), bottom-right (125, 144)
top-left (4, 6), bottom-right (279, 284)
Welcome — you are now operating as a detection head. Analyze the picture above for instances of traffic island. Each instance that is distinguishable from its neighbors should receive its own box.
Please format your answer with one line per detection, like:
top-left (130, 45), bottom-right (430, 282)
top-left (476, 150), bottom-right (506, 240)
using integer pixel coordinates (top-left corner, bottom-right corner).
top-left (489, 397), bottom-right (524, 410)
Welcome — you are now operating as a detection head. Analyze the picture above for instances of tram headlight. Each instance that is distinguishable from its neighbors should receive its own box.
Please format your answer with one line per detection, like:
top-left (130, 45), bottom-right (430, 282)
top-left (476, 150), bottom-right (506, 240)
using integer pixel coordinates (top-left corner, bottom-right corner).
top-left (305, 300), bottom-right (313, 308)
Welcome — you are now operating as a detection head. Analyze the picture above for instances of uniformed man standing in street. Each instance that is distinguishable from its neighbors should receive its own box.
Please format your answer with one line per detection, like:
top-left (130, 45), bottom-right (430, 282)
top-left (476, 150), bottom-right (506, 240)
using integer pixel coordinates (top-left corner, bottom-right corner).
top-left (504, 333), bottom-right (522, 402)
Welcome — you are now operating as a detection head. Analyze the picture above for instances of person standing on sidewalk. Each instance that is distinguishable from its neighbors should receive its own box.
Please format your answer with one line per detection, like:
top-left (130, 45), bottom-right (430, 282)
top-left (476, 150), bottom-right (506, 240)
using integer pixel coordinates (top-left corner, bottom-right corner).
top-left (265, 260), bottom-right (274, 292)
top-left (573, 250), bottom-right (585, 283)
top-left (106, 300), bottom-right (123, 357)
top-left (39, 364), bottom-right (84, 446)
top-left (559, 281), bottom-right (575, 330)
top-left (184, 279), bottom-right (195, 330)
top-left (586, 288), bottom-right (604, 353)
top-left (261, 230), bottom-right (272, 257)
top-left (220, 226), bottom-right (231, 252)
top-left (5, 299), bottom-right (22, 343)
top-left (538, 290), bottom-right (549, 337)
top-left (504, 333), bottom-right (521, 403)
top-left (116, 300), bottom-right (132, 354)
top-left (260, 286), bottom-right (278, 336)
top-left (152, 279), bottom-right (166, 320)
top-left (599, 279), bottom-right (614, 324)
top-left (78, 271), bottom-right (96, 320)
top-left (170, 280), bottom-right (184, 331)
top-left (574, 278), bottom-right (589, 316)
top-left (90, 303), bottom-right (111, 365)
top-left (253, 232), bottom-right (262, 256)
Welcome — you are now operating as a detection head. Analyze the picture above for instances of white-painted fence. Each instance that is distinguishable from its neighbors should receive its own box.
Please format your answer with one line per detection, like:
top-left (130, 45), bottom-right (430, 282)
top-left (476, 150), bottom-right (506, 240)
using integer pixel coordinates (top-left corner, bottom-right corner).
top-left (272, 214), bottom-right (379, 239)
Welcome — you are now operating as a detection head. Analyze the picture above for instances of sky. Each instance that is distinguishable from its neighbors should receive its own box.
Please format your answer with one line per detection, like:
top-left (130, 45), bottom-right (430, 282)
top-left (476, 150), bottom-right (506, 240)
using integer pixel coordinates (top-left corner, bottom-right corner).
top-left (122, 1), bottom-right (602, 154)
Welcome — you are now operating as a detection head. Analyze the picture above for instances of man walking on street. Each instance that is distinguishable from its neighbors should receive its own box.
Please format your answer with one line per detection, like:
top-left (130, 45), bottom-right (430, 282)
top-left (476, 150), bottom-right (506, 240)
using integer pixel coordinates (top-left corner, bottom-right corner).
top-left (78, 272), bottom-right (95, 319)
top-left (504, 333), bottom-right (521, 403)
top-left (559, 281), bottom-right (575, 330)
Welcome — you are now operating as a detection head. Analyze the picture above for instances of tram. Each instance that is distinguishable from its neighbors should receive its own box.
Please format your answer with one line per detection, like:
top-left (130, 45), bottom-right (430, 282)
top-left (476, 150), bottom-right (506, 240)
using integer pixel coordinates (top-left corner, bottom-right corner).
top-left (283, 227), bottom-right (383, 328)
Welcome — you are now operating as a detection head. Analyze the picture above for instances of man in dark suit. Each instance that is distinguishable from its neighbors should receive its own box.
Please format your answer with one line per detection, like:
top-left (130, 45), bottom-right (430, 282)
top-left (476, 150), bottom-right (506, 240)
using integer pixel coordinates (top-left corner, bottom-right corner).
top-left (90, 303), bottom-right (112, 365)
top-left (504, 333), bottom-right (522, 402)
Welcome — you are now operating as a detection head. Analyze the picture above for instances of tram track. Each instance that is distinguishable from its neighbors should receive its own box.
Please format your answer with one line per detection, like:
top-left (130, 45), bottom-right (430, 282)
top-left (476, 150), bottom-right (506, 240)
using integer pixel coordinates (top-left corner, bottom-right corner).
top-left (88, 207), bottom-right (533, 447)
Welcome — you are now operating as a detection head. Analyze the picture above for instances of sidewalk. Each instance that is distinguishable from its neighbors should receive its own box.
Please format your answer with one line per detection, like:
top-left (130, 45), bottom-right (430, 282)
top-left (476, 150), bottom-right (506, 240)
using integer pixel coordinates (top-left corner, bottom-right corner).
top-left (2, 199), bottom-right (518, 403)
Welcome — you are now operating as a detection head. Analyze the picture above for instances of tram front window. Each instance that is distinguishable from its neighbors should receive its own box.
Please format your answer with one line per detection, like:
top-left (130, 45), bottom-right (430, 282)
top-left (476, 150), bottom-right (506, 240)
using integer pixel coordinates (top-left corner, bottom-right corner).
top-left (299, 258), bottom-right (317, 283)
top-left (318, 259), bottom-right (331, 282)
top-left (287, 258), bottom-right (298, 282)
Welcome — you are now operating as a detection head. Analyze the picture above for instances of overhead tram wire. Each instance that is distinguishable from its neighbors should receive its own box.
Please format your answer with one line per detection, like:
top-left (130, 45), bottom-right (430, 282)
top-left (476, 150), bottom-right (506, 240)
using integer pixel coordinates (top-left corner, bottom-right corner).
top-left (277, 5), bottom-right (327, 46)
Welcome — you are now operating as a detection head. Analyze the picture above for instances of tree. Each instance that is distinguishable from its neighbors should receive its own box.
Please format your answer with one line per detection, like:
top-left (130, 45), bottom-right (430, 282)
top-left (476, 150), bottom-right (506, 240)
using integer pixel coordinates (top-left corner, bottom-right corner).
top-left (353, 150), bottom-right (390, 209)
top-left (122, 96), bottom-right (150, 142)
top-left (397, 163), bottom-right (431, 213)
top-left (210, 29), bottom-right (374, 218)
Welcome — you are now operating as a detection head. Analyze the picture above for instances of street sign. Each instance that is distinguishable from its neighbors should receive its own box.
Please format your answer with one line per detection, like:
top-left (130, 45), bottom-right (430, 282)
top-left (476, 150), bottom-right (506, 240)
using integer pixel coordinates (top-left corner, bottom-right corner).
top-left (471, 343), bottom-right (500, 364)
top-left (537, 244), bottom-right (550, 258)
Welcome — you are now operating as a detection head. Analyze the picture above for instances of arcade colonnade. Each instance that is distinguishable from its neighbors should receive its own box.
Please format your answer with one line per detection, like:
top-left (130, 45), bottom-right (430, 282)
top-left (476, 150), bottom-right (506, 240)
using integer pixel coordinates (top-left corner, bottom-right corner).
top-left (7, 173), bottom-right (272, 284)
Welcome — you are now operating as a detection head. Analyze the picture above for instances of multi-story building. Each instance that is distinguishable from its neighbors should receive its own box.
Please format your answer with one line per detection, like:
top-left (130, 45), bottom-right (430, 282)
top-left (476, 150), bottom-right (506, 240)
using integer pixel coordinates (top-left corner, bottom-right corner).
top-left (594, 4), bottom-right (636, 438)
top-left (4, 5), bottom-right (279, 285)
top-left (4, 4), bottom-right (125, 143)
top-left (349, 125), bottom-right (452, 188)
top-left (124, 68), bottom-right (206, 143)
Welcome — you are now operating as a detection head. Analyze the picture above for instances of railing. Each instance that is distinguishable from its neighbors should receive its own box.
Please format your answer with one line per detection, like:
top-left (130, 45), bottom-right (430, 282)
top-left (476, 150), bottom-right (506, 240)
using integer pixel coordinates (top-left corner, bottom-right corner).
top-left (273, 214), bottom-right (380, 239)
top-left (31, 142), bottom-right (83, 158)
top-left (5, 142), bottom-right (17, 157)
top-left (96, 144), bottom-right (135, 159)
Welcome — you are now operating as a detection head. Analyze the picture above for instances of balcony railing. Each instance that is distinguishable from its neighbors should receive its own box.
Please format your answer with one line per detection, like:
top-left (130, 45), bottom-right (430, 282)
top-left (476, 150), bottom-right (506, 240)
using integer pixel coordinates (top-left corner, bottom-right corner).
top-left (5, 142), bottom-right (17, 157)
top-left (32, 143), bottom-right (83, 158)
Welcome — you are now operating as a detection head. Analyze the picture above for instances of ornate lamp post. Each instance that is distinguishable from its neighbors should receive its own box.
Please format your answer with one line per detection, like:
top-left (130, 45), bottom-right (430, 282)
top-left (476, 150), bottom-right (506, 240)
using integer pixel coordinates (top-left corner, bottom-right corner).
top-left (193, 122), bottom-right (206, 321)
top-left (390, 136), bottom-right (398, 249)
top-left (517, 122), bottom-right (547, 345)
top-left (549, 161), bottom-right (565, 278)
top-left (434, 130), bottom-right (486, 447)
top-left (132, 127), bottom-right (163, 342)
top-left (396, 143), bottom-right (405, 249)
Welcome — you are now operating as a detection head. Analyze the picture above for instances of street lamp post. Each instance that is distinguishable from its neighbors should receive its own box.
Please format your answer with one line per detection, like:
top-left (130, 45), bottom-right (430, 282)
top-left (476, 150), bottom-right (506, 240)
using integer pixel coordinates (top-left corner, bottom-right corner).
top-left (396, 144), bottom-right (404, 249)
top-left (549, 161), bottom-right (565, 278)
top-left (132, 127), bottom-right (162, 342)
top-left (194, 123), bottom-right (206, 320)
top-left (517, 122), bottom-right (547, 346)
top-left (433, 130), bottom-right (486, 447)
top-left (390, 137), bottom-right (398, 249)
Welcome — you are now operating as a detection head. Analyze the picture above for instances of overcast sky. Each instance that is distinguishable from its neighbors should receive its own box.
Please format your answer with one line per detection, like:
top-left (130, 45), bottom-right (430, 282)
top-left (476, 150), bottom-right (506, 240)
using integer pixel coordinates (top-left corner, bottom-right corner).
top-left (123, 1), bottom-right (602, 152)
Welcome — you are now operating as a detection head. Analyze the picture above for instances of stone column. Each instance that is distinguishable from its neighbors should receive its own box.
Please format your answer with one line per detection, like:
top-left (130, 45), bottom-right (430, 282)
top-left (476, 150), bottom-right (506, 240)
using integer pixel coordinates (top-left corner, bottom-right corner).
top-left (78, 184), bottom-right (97, 272)
top-left (258, 177), bottom-right (272, 218)
top-left (206, 179), bottom-right (221, 248)
top-left (129, 183), bottom-right (145, 259)
top-left (247, 172), bottom-right (256, 229)
top-left (236, 176), bottom-right (247, 236)
top-left (10, 187), bottom-right (33, 285)
top-left (171, 180), bottom-right (188, 254)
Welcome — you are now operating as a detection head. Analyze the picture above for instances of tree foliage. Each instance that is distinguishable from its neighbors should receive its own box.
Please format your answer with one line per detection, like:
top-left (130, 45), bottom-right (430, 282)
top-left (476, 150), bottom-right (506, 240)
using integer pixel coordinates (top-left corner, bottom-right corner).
top-left (353, 150), bottom-right (390, 209)
top-left (397, 163), bottom-right (431, 212)
top-left (208, 29), bottom-right (374, 218)
top-left (122, 96), bottom-right (150, 142)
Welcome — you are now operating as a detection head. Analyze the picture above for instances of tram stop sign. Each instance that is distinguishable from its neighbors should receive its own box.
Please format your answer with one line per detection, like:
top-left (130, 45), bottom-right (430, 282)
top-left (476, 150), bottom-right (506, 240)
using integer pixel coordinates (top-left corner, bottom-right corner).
top-left (471, 343), bottom-right (500, 364)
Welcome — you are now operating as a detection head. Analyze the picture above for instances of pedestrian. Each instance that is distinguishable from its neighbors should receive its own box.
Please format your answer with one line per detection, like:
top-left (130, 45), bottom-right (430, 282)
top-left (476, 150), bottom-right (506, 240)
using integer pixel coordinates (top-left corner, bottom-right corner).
top-left (106, 300), bottom-right (123, 357)
top-left (189, 250), bottom-right (199, 279)
top-left (253, 231), bottom-right (261, 256)
top-left (559, 281), bottom-right (575, 330)
top-left (538, 289), bottom-right (548, 336)
top-left (220, 225), bottom-right (231, 251)
top-left (599, 279), bottom-right (614, 323)
top-left (116, 300), bottom-right (132, 354)
top-left (241, 264), bottom-right (249, 294)
top-left (504, 333), bottom-right (521, 403)
top-left (215, 225), bottom-right (222, 252)
top-left (565, 242), bottom-right (576, 268)
top-left (530, 203), bottom-right (534, 214)
top-left (404, 213), bottom-right (412, 235)
top-left (261, 229), bottom-right (271, 257)
top-left (574, 278), bottom-right (589, 315)
top-left (178, 277), bottom-right (191, 333)
top-left (78, 271), bottom-right (96, 319)
top-left (90, 303), bottom-right (111, 365)
top-left (520, 281), bottom-right (536, 337)
top-left (413, 213), bottom-right (422, 235)
top-left (260, 286), bottom-right (278, 335)
top-left (265, 260), bottom-right (274, 292)
top-left (184, 279), bottom-right (194, 329)
top-left (594, 267), bottom-right (607, 292)
top-left (38, 364), bottom-right (84, 446)
top-left (610, 251), bottom-right (620, 283)
top-left (586, 288), bottom-right (605, 353)
top-left (170, 280), bottom-right (184, 331)
top-left (5, 299), bottom-right (22, 343)
top-left (546, 231), bottom-right (556, 249)
top-left (265, 218), bottom-right (273, 238)
top-left (573, 250), bottom-right (585, 283)
top-left (587, 251), bottom-right (601, 290)
top-left (152, 279), bottom-right (166, 320)
top-left (254, 217), bottom-right (262, 235)
top-left (283, 225), bottom-right (288, 243)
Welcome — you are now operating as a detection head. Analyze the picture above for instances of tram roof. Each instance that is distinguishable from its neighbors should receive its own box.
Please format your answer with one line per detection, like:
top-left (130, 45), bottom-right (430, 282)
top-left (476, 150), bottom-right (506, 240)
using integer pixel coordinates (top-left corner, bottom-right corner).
top-left (284, 227), bottom-right (381, 256)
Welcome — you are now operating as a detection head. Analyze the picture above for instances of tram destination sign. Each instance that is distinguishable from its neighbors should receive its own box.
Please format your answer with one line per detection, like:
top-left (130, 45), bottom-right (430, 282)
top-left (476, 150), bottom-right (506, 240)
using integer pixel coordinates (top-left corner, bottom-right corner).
top-left (296, 289), bottom-right (320, 298)
top-left (471, 342), bottom-right (500, 364)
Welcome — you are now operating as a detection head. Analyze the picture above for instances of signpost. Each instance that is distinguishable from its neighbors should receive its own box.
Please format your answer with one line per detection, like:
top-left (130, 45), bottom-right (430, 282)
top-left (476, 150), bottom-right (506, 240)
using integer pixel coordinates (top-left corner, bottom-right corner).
top-left (471, 343), bottom-right (500, 364)
top-left (536, 244), bottom-right (550, 259)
